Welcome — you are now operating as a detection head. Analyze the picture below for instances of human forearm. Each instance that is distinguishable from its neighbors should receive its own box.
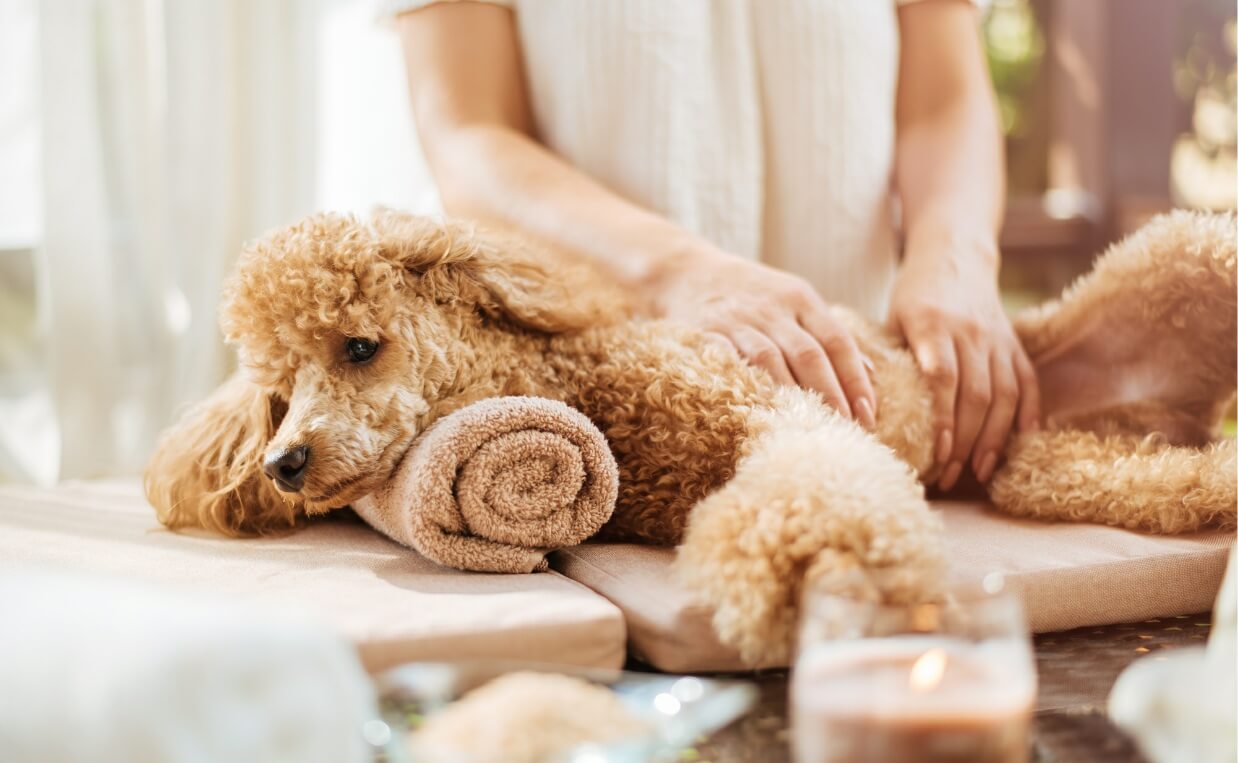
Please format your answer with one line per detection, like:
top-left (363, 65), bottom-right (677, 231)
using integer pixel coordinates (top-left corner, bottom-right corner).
top-left (398, 3), bottom-right (713, 297)
top-left (895, 1), bottom-right (1004, 272)
top-left (423, 121), bottom-right (706, 296)
top-left (896, 103), bottom-right (1003, 271)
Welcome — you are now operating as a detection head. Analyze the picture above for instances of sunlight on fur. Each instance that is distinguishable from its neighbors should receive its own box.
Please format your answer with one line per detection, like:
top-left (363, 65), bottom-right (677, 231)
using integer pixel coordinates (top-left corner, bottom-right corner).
top-left (146, 209), bottom-right (1237, 664)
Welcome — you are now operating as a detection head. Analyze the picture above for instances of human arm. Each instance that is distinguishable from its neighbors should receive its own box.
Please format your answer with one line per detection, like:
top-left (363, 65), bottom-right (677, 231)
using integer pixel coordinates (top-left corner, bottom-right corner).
top-left (891, 0), bottom-right (1041, 488)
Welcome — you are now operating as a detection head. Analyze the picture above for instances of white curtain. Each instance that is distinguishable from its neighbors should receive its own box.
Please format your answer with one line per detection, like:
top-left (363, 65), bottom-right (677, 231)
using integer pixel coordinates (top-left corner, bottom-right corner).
top-left (0, 0), bottom-right (437, 484)
top-left (32, 0), bottom-right (320, 480)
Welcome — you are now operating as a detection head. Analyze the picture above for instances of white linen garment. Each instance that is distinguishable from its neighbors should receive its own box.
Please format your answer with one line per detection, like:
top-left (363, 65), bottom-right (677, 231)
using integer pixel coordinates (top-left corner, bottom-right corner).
top-left (390, 0), bottom-right (972, 320)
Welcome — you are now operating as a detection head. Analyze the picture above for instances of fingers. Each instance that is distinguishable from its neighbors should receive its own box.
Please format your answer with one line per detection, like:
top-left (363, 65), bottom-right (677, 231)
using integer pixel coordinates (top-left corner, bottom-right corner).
top-left (766, 321), bottom-right (852, 418)
top-left (798, 308), bottom-right (877, 429)
top-left (909, 331), bottom-right (958, 471)
top-left (728, 326), bottom-right (795, 387)
top-left (700, 331), bottom-right (737, 354)
top-left (1013, 349), bottom-right (1041, 433)
top-left (940, 338), bottom-right (991, 490)
top-left (970, 353), bottom-right (1019, 482)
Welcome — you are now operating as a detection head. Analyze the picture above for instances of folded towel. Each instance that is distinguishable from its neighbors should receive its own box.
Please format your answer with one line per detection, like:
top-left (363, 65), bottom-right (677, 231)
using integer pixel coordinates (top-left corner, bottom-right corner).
top-left (353, 396), bottom-right (619, 573)
top-left (0, 570), bottom-right (377, 763)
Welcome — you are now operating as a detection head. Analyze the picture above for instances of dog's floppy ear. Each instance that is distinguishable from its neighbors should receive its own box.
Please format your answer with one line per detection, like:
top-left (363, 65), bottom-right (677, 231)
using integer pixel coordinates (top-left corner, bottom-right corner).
top-left (371, 209), bottom-right (624, 333)
top-left (145, 372), bottom-right (301, 535)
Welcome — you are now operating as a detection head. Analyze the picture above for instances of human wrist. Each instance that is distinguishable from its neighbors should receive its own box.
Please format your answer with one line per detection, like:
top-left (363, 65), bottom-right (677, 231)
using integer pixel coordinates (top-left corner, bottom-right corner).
top-left (634, 231), bottom-right (721, 293)
top-left (903, 216), bottom-right (1000, 276)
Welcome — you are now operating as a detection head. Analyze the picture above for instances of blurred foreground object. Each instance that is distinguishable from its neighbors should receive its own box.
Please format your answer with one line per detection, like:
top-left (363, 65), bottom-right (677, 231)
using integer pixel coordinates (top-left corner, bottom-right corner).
top-left (1108, 543), bottom-right (1237, 763)
top-left (0, 571), bottom-right (377, 763)
top-left (411, 671), bottom-right (649, 763)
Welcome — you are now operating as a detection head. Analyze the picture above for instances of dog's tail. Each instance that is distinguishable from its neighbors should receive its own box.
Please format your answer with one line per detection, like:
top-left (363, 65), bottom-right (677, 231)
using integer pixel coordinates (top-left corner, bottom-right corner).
top-left (673, 387), bottom-right (945, 666)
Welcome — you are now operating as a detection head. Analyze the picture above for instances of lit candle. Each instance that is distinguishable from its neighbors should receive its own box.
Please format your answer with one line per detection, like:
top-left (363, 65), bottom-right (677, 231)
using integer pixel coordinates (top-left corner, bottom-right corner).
top-left (791, 635), bottom-right (1035, 763)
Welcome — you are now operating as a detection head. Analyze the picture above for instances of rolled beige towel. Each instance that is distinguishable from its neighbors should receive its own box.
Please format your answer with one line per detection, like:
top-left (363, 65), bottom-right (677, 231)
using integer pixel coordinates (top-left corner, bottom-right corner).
top-left (353, 396), bottom-right (618, 573)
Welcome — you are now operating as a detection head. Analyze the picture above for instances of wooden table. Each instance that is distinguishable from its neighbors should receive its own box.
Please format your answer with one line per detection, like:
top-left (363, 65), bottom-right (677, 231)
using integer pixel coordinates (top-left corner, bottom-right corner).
top-left (690, 613), bottom-right (1211, 763)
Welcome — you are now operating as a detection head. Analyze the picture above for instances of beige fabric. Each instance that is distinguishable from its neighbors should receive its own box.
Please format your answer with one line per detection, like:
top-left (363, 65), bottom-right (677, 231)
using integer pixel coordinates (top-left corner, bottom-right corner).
top-left (938, 501), bottom-right (1232, 631)
top-left (554, 501), bottom-right (1235, 672)
top-left (0, 480), bottom-right (627, 672)
top-left (353, 396), bottom-right (618, 574)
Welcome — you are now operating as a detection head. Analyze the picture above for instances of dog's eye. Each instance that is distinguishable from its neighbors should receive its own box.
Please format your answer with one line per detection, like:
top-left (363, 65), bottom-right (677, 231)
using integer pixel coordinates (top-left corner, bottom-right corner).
top-left (345, 337), bottom-right (379, 364)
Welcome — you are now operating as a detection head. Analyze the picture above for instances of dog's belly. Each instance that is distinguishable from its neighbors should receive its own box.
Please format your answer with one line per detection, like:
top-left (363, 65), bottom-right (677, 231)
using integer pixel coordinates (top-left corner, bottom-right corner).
top-left (1033, 312), bottom-right (1233, 445)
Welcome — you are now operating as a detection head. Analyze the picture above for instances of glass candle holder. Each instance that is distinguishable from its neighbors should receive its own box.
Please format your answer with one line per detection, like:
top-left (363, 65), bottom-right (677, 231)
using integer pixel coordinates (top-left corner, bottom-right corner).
top-left (791, 584), bottom-right (1036, 763)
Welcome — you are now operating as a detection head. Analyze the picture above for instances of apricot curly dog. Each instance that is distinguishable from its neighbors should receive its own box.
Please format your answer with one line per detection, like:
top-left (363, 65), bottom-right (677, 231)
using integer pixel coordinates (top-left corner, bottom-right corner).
top-left (146, 210), bottom-right (1236, 664)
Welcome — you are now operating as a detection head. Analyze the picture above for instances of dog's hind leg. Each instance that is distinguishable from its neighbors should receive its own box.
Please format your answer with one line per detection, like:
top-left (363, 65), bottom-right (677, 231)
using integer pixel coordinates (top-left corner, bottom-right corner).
top-left (990, 429), bottom-right (1236, 533)
top-left (674, 387), bottom-right (945, 666)
top-left (1017, 211), bottom-right (1237, 442)
top-left (991, 212), bottom-right (1236, 533)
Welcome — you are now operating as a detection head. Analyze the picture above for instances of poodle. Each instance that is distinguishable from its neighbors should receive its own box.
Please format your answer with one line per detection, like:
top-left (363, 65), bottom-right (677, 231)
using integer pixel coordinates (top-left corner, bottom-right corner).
top-left (146, 209), bottom-right (1237, 664)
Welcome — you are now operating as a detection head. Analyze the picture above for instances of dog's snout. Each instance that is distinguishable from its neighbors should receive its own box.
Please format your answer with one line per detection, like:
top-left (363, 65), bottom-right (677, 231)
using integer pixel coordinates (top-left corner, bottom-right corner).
top-left (264, 445), bottom-right (310, 492)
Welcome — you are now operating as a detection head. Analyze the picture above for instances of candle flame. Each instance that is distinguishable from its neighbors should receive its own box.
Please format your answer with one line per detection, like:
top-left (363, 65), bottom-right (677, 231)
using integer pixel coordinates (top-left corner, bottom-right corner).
top-left (908, 647), bottom-right (948, 692)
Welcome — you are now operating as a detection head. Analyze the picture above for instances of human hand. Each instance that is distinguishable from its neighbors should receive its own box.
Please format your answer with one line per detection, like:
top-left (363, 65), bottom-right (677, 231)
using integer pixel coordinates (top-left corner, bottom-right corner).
top-left (651, 246), bottom-right (877, 429)
top-left (888, 238), bottom-right (1040, 490)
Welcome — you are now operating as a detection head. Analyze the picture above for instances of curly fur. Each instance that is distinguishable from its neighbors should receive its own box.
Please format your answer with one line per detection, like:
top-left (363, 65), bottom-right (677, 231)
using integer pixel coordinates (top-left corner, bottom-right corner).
top-left (991, 431), bottom-right (1236, 533)
top-left (674, 387), bottom-right (944, 660)
top-left (994, 210), bottom-right (1238, 533)
top-left (146, 209), bottom-right (1236, 665)
top-left (145, 372), bottom-right (293, 535)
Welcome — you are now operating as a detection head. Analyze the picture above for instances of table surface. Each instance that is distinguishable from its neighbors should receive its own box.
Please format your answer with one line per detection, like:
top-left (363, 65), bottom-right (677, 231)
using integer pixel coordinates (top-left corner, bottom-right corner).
top-left (690, 613), bottom-right (1213, 763)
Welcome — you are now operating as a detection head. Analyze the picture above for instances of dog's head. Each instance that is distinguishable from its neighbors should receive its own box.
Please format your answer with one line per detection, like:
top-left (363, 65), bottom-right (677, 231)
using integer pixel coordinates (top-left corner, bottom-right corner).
top-left (146, 210), bottom-right (613, 534)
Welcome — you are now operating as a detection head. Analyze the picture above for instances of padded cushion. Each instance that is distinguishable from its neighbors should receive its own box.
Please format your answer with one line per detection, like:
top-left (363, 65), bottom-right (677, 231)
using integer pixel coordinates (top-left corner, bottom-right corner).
top-left (553, 501), bottom-right (1235, 672)
top-left (0, 481), bottom-right (627, 672)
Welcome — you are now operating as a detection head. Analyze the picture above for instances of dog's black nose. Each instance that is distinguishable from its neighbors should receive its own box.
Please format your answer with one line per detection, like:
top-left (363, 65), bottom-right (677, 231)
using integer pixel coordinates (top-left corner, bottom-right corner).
top-left (264, 445), bottom-right (310, 492)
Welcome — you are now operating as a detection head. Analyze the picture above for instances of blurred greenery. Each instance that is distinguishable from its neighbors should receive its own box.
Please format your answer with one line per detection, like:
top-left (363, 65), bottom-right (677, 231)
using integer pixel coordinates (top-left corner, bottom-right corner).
top-left (1174, 0), bottom-right (1237, 104)
top-left (983, 0), bottom-right (1046, 139)
top-left (983, 0), bottom-right (1049, 197)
